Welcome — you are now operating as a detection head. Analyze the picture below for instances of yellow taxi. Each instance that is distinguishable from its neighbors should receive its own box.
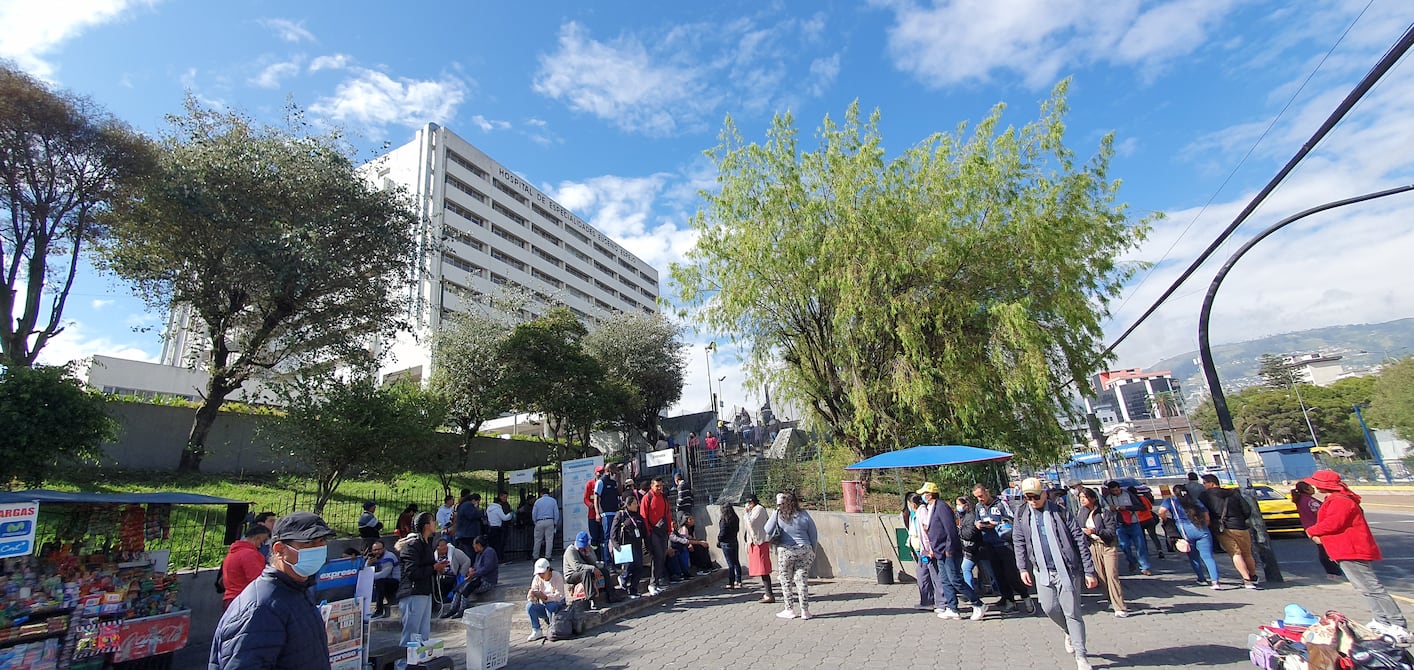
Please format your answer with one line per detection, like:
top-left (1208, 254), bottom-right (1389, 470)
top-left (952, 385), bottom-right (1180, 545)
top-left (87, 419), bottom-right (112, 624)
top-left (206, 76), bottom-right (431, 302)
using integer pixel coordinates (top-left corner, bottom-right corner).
top-left (1246, 485), bottom-right (1303, 535)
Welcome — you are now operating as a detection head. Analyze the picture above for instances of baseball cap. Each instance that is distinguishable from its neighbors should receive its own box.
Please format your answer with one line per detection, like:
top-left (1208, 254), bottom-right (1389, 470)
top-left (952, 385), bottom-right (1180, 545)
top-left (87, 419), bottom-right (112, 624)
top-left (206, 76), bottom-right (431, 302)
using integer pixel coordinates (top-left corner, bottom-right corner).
top-left (271, 511), bottom-right (335, 543)
top-left (916, 482), bottom-right (941, 495)
top-left (594, 465), bottom-right (605, 473)
top-left (534, 558), bottom-right (551, 574)
top-left (1020, 478), bottom-right (1046, 495)
top-left (575, 531), bottom-right (592, 548)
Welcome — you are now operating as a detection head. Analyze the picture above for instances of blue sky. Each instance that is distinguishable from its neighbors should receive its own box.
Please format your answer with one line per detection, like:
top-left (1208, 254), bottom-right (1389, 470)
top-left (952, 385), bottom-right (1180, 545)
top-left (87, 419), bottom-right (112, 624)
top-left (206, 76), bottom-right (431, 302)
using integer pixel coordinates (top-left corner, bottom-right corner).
top-left (4, 0), bottom-right (1413, 416)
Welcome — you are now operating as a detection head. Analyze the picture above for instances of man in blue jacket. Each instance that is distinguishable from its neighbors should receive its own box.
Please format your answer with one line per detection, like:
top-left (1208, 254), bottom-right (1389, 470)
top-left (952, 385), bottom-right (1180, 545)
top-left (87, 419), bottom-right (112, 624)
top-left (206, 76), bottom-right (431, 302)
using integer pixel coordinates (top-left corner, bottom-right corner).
top-left (209, 511), bottom-right (335, 670)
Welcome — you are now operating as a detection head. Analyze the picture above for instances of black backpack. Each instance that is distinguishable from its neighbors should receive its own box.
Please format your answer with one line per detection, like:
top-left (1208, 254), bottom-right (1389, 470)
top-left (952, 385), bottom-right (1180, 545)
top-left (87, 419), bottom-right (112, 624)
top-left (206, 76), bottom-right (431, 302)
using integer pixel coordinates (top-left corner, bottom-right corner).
top-left (547, 606), bottom-right (576, 641)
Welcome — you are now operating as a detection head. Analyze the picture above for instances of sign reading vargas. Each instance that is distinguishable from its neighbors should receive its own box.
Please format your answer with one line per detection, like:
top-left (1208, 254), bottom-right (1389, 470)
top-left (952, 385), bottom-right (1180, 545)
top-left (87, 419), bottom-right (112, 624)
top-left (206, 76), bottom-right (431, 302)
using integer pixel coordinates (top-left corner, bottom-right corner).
top-left (0, 502), bottom-right (39, 559)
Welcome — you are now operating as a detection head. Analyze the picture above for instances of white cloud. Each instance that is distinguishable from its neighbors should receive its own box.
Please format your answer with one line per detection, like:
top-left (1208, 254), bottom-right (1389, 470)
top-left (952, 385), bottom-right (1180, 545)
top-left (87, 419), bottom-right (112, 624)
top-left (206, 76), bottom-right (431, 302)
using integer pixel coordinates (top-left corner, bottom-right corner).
top-left (1107, 39), bottom-right (1414, 369)
top-left (533, 15), bottom-right (839, 136)
top-left (0, 0), bottom-right (153, 79)
top-left (35, 320), bottom-right (159, 367)
top-left (546, 173), bottom-right (701, 274)
top-left (309, 60), bottom-right (467, 137)
top-left (876, 0), bottom-right (1237, 89)
top-left (470, 114), bottom-right (510, 132)
top-left (259, 18), bottom-right (315, 43)
top-left (90, 299), bottom-right (114, 310)
top-left (249, 59), bottom-right (301, 89)
top-left (309, 53), bottom-right (351, 72)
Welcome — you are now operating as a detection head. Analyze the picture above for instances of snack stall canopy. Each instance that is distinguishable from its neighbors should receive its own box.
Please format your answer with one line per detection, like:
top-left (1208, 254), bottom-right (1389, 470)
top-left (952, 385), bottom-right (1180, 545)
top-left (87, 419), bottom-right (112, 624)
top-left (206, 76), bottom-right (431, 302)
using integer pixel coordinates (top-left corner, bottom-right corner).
top-left (844, 445), bottom-right (1014, 470)
top-left (0, 490), bottom-right (246, 670)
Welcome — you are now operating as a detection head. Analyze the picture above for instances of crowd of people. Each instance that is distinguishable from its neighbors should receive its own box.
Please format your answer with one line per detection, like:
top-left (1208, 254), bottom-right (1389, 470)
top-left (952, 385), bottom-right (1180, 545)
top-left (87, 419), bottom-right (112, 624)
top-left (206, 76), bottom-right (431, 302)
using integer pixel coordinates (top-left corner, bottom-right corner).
top-left (201, 462), bottom-right (1407, 670)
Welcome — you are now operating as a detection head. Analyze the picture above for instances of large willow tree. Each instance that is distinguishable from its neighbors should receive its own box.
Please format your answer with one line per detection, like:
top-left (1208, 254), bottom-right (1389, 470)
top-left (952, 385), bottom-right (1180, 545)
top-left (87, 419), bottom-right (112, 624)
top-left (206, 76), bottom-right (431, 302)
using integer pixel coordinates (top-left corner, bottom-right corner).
top-left (671, 81), bottom-right (1152, 467)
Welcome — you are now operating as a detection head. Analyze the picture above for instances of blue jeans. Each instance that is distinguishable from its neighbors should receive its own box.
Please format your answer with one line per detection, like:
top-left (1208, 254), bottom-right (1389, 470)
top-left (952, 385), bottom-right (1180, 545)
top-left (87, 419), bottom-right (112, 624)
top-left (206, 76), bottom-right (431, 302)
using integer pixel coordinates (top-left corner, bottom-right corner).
top-left (928, 554), bottom-right (981, 611)
top-left (671, 546), bottom-right (691, 577)
top-left (720, 541), bottom-right (741, 584)
top-left (961, 555), bottom-right (1000, 593)
top-left (1117, 522), bottom-right (1151, 572)
top-left (399, 594), bottom-right (431, 647)
top-left (526, 599), bottom-right (564, 632)
top-left (599, 512), bottom-right (616, 564)
top-left (1180, 522), bottom-right (1219, 582)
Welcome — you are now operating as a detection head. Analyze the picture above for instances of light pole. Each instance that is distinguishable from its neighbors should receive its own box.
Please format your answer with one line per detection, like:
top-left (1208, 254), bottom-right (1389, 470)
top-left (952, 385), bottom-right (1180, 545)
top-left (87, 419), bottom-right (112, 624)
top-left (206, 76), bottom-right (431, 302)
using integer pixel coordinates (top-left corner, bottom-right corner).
top-left (704, 342), bottom-right (718, 414)
top-left (1288, 378), bottom-right (1320, 448)
top-left (1199, 184), bottom-right (1414, 488)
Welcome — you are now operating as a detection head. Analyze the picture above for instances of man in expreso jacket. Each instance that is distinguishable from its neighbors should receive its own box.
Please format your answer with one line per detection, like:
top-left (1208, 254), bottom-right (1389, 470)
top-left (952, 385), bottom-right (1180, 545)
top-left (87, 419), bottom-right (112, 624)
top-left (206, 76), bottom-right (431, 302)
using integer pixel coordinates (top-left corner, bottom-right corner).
top-left (209, 511), bottom-right (336, 670)
top-left (1303, 469), bottom-right (1410, 644)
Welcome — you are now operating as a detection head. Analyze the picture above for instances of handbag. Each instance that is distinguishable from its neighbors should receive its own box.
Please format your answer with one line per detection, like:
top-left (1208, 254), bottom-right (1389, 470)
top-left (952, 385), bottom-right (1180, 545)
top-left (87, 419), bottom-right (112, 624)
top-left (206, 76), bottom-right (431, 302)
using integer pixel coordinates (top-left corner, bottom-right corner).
top-left (765, 512), bottom-right (783, 544)
top-left (612, 543), bottom-right (634, 565)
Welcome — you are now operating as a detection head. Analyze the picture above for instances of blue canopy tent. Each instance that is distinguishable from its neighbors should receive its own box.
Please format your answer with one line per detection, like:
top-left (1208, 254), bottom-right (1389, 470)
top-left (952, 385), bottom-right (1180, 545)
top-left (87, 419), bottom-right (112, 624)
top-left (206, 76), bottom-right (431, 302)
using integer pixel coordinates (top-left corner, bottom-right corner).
top-left (845, 445), bottom-right (1014, 470)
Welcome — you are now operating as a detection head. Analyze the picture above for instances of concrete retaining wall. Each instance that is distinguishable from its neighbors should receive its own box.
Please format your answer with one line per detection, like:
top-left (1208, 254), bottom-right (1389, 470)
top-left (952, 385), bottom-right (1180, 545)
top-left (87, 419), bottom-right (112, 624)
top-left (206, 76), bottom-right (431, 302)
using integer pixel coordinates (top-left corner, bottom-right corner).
top-left (696, 505), bottom-right (913, 581)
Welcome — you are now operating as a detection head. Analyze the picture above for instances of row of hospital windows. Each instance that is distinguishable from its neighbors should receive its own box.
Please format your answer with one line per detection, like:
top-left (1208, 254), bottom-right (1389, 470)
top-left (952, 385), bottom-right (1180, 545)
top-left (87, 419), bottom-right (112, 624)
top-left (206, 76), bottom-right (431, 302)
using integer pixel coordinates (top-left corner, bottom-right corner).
top-left (441, 245), bottom-right (656, 314)
top-left (440, 277), bottom-right (651, 325)
top-left (441, 150), bottom-right (656, 283)
top-left (441, 194), bottom-right (657, 304)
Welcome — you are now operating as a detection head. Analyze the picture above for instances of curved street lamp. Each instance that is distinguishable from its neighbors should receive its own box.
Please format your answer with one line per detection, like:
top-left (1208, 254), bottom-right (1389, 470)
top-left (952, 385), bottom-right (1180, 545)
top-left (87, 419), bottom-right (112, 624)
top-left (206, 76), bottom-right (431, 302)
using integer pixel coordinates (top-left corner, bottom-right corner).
top-left (1198, 184), bottom-right (1414, 469)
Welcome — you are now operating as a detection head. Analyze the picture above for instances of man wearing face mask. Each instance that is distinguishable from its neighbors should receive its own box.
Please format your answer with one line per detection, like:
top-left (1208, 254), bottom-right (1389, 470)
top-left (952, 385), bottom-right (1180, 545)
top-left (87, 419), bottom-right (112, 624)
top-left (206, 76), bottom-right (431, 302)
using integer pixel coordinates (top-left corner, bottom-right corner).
top-left (209, 511), bottom-right (335, 669)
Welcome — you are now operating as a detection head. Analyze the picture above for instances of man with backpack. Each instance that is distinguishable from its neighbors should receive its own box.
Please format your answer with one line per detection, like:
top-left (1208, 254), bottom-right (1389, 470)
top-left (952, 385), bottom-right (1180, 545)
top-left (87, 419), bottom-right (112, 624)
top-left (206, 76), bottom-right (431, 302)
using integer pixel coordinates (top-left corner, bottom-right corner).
top-left (972, 483), bottom-right (1034, 613)
top-left (1199, 474), bottom-right (1259, 589)
top-left (1103, 481), bottom-right (1153, 576)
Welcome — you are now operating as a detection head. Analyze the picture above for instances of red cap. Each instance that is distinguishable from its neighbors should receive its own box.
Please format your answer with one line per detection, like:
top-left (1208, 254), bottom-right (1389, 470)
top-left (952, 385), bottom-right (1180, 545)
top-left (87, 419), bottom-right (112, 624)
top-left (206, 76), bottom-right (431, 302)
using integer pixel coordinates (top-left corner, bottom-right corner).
top-left (594, 465), bottom-right (605, 473)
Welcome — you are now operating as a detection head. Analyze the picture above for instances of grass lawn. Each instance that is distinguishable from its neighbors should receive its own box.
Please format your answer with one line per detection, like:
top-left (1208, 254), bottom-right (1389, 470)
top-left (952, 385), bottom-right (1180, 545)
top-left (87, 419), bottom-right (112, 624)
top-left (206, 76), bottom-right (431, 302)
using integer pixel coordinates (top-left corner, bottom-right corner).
top-left (30, 469), bottom-right (509, 568)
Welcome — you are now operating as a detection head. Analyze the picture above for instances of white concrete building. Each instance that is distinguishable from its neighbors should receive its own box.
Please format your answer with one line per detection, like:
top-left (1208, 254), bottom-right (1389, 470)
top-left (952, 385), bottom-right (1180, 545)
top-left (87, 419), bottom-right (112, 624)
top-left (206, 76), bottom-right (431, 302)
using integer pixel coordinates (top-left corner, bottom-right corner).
top-left (368, 123), bottom-right (660, 385)
top-left (75, 354), bottom-right (281, 405)
top-left (1283, 353), bottom-right (1345, 387)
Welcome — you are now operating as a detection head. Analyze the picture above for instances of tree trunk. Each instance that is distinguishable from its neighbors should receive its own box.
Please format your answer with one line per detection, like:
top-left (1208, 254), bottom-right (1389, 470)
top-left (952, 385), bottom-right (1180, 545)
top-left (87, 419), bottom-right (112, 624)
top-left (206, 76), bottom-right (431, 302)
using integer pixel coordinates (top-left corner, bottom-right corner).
top-left (180, 375), bottom-right (238, 473)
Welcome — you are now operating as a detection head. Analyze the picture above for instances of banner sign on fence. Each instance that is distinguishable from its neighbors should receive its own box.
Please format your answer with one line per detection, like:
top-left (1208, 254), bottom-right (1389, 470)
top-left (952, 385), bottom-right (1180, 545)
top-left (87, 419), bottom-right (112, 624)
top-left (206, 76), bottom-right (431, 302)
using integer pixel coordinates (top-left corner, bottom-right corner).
top-left (561, 455), bottom-right (603, 547)
top-left (645, 448), bottom-right (675, 468)
top-left (508, 467), bottom-right (537, 485)
top-left (0, 501), bottom-right (39, 559)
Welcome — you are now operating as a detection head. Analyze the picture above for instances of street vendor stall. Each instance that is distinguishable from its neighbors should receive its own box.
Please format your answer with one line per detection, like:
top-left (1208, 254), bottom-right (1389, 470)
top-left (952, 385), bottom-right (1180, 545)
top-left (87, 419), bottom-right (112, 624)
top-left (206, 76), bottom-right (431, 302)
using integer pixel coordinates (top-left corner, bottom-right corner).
top-left (0, 490), bottom-right (244, 670)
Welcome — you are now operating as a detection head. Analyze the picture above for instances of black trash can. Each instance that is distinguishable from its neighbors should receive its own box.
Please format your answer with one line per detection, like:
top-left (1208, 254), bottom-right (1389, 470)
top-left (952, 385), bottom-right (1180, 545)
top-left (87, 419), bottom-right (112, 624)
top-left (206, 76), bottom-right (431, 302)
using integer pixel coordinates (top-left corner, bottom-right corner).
top-left (875, 558), bottom-right (894, 585)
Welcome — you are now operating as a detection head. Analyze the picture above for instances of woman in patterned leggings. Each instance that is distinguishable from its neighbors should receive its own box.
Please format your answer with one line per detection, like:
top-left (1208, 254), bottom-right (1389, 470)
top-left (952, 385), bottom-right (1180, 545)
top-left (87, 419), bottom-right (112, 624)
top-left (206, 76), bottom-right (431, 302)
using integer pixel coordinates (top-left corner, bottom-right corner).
top-left (765, 492), bottom-right (819, 620)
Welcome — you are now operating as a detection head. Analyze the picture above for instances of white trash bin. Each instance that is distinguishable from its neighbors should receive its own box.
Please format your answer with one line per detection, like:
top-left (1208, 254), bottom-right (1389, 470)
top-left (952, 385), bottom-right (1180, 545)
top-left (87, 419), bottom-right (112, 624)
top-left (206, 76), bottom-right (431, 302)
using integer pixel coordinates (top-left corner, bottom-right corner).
top-left (463, 602), bottom-right (515, 670)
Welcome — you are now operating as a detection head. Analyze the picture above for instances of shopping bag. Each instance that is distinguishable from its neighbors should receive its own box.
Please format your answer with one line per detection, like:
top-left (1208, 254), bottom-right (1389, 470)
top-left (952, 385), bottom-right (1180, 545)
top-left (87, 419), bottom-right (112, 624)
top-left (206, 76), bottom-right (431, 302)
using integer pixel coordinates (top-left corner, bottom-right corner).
top-left (612, 544), bottom-right (634, 565)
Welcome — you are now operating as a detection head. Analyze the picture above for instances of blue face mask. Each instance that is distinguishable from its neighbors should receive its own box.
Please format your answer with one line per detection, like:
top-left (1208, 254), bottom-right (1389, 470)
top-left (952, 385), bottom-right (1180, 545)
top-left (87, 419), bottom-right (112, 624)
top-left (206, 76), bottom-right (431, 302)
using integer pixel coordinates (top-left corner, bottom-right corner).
top-left (288, 545), bottom-right (327, 577)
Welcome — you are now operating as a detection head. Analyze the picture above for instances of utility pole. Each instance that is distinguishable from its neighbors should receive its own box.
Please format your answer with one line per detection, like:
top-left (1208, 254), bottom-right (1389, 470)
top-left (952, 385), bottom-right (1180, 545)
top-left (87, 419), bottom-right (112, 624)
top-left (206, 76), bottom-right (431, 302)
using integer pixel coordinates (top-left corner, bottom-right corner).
top-left (1354, 404), bottom-right (1392, 484)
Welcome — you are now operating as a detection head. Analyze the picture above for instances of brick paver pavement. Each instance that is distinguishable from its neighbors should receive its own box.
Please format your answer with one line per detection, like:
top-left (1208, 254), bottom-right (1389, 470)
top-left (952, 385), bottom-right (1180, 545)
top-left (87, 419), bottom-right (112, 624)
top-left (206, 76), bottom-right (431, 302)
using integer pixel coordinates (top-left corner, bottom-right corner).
top-left (427, 560), bottom-right (1382, 669)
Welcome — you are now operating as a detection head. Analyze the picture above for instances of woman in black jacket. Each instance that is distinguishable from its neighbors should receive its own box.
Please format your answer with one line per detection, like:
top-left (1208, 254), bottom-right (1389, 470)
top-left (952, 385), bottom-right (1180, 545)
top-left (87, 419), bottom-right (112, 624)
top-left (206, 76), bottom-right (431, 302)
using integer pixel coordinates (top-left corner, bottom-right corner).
top-left (1079, 487), bottom-right (1129, 617)
top-left (398, 512), bottom-right (448, 647)
top-left (610, 495), bottom-right (647, 597)
top-left (718, 503), bottom-right (743, 589)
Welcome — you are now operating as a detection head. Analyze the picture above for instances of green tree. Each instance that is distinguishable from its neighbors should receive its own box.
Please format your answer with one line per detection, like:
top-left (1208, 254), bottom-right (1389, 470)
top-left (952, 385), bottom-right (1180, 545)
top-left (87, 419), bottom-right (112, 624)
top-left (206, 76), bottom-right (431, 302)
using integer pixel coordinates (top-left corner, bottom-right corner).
top-left (426, 307), bottom-right (513, 496)
top-left (1370, 357), bottom-right (1414, 441)
top-left (1191, 377), bottom-right (1371, 450)
top-left (266, 375), bottom-right (447, 514)
top-left (0, 364), bottom-right (118, 487)
top-left (1257, 354), bottom-right (1300, 389)
top-left (0, 65), bottom-right (154, 367)
top-left (670, 81), bottom-right (1150, 467)
top-left (582, 311), bottom-right (686, 439)
top-left (99, 99), bottom-right (418, 472)
top-left (497, 307), bottom-right (610, 456)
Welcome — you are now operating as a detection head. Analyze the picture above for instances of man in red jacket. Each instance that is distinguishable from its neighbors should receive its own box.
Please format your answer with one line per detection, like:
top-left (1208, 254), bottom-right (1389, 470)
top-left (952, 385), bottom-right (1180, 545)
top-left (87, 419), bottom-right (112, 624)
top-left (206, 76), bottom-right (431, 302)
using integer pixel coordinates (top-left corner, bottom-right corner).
top-left (221, 524), bottom-right (271, 610)
top-left (1304, 469), bottom-right (1408, 643)
top-left (641, 477), bottom-right (672, 596)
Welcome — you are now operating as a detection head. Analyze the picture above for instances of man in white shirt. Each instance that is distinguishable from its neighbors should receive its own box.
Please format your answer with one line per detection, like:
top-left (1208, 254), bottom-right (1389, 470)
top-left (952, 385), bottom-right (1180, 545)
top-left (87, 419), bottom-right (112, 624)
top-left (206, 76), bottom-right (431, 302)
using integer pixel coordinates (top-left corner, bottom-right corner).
top-left (435, 495), bottom-right (456, 537)
top-left (487, 490), bottom-right (514, 562)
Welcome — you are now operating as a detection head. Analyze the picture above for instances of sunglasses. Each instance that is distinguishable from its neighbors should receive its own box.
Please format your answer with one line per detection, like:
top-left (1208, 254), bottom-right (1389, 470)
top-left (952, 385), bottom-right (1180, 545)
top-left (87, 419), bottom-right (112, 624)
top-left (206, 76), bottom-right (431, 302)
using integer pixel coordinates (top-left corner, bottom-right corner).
top-left (1023, 493), bottom-right (1043, 501)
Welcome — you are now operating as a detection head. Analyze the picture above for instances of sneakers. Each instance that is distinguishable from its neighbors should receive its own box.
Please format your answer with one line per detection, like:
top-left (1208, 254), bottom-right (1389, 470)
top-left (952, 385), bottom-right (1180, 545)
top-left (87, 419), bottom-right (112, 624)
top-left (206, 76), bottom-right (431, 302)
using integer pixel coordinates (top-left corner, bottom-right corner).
top-left (1064, 634), bottom-right (1074, 654)
top-left (1076, 655), bottom-right (1092, 670)
top-left (1210, 581), bottom-right (1222, 590)
top-left (937, 608), bottom-right (961, 620)
top-left (627, 593), bottom-right (641, 600)
top-left (1114, 610), bottom-right (1131, 618)
top-left (776, 608), bottom-right (798, 619)
top-left (1141, 570), bottom-right (1153, 576)
top-left (1244, 581), bottom-right (1259, 590)
top-left (1025, 598), bottom-right (1037, 614)
top-left (647, 586), bottom-right (664, 597)
top-left (800, 610), bottom-right (813, 620)
top-left (971, 603), bottom-right (988, 621)
top-left (528, 630), bottom-right (545, 642)
top-left (933, 607), bottom-right (946, 616)
top-left (999, 601), bottom-right (1018, 614)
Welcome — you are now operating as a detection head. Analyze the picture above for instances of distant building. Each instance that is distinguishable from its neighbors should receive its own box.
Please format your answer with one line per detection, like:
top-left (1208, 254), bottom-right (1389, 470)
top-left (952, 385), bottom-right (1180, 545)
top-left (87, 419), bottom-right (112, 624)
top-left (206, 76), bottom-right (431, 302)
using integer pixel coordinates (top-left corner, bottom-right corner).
top-left (1283, 353), bottom-right (1344, 387)
top-left (1086, 368), bottom-right (1181, 423)
top-left (75, 354), bottom-right (281, 405)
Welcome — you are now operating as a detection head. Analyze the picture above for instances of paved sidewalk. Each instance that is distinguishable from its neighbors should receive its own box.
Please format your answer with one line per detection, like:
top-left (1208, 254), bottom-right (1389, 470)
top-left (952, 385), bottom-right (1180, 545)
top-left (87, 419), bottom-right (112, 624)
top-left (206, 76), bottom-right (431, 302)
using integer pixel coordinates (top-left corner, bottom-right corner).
top-left (483, 563), bottom-right (1386, 669)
